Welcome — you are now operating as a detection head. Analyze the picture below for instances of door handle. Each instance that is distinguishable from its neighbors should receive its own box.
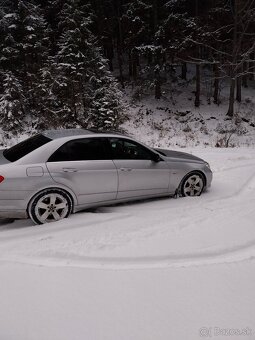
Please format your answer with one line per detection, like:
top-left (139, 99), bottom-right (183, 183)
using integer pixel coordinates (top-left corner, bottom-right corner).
top-left (120, 168), bottom-right (132, 172)
top-left (62, 168), bottom-right (78, 173)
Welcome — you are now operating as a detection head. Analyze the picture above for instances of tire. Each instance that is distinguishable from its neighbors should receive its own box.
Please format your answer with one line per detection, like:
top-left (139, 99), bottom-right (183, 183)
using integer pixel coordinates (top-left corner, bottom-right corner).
top-left (180, 172), bottom-right (205, 197)
top-left (28, 189), bottom-right (73, 225)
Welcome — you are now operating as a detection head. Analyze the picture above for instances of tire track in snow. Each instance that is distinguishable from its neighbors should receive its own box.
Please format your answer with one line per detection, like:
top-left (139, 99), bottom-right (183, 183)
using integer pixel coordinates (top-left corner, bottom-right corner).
top-left (2, 239), bottom-right (255, 270)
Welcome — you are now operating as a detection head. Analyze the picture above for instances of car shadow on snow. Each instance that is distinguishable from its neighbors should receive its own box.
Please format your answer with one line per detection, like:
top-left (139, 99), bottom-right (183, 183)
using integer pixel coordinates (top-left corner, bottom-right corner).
top-left (0, 218), bottom-right (34, 230)
top-left (80, 195), bottom-right (173, 214)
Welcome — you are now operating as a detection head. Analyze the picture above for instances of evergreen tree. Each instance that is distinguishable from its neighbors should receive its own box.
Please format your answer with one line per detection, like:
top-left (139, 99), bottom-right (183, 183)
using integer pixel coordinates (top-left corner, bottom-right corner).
top-left (0, 72), bottom-right (25, 133)
top-left (89, 68), bottom-right (125, 130)
top-left (0, 1), bottom-right (50, 76)
top-left (0, 0), bottom-right (52, 130)
top-left (51, 0), bottom-right (124, 129)
top-left (121, 0), bottom-right (152, 80)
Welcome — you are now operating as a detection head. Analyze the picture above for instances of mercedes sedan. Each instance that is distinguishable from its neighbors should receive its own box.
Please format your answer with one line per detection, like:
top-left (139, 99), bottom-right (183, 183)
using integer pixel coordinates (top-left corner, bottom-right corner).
top-left (0, 129), bottom-right (212, 224)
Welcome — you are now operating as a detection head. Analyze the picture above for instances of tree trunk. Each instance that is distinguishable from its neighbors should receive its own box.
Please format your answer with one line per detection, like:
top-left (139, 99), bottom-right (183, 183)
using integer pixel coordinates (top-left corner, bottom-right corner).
top-left (194, 64), bottom-right (200, 107)
top-left (236, 75), bottom-right (241, 102)
top-left (249, 52), bottom-right (254, 80)
top-left (213, 63), bottom-right (219, 104)
top-left (136, 53), bottom-right (140, 67)
top-left (153, 0), bottom-right (158, 33)
top-left (147, 51), bottom-right (152, 65)
top-left (108, 58), bottom-right (113, 72)
top-left (155, 64), bottom-right (161, 99)
top-left (108, 48), bottom-right (114, 72)
top-left (71, 82), bottom-right (77, 122)
top-left (132, 50), bottom-right (137, 80)
top-left (104, 42), bottom-right (114, 72)
top-left (181, 62), bottom-right (187, 80)
top-left (242, 62), bottom-right (248, 87)
top-left (117, 47), bottom-right (124, 88)
top-left (227, 78), bottom-right (235, 117)
top-left (226, 0), bottom-right (237, 117)
top-left (155, 79), bottom-right (161, 99)
top-left (128, 51), bottom-right (132, 77)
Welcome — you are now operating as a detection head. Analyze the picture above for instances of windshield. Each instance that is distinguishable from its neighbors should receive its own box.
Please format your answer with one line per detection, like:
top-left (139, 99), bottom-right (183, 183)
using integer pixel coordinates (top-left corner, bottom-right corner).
top-left (3, 134), bottom-right (52, 162)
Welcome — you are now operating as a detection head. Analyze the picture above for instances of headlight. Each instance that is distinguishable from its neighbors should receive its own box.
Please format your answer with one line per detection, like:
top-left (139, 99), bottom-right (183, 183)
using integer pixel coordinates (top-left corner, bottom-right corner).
top-left (204, 162), bottom-right (211, 169)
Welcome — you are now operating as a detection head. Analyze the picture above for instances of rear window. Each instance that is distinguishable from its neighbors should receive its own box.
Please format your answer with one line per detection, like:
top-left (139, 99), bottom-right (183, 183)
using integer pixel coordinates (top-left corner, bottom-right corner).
top-left (3, 134), bottom-right (51, 162)
top-left (48, 138), bottom-right (108, 162)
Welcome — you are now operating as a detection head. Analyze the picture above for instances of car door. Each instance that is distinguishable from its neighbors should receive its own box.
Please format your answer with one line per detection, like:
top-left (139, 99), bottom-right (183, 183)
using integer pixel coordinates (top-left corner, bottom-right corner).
top-left (46, 137), bottom-right (118, 205)
top-left (108, 137), bottom-right (170, 199)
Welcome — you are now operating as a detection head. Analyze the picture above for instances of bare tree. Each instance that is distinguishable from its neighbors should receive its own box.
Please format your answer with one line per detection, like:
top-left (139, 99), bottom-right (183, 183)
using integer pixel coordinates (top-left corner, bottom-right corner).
top-left (187, 0), bottom-right (255, 116)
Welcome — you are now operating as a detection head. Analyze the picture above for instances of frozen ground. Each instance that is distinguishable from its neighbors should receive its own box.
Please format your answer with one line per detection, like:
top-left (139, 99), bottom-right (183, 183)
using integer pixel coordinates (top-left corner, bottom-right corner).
top-left (121, 71), bottom-right (255, 148)
top-left (0, 148), bottom-right (255, 340)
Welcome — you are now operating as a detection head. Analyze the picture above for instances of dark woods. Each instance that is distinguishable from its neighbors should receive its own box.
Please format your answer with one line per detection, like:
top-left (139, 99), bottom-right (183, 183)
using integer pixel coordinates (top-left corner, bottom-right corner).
top-left (0, 0), bottom-right (254, 134)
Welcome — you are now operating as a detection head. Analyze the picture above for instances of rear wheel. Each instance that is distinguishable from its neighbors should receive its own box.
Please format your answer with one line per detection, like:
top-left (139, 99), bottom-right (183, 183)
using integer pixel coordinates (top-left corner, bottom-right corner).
top-left (181, 172), bottom-right (204, 197)
top-left (28, 189), bottom-right (72, 225)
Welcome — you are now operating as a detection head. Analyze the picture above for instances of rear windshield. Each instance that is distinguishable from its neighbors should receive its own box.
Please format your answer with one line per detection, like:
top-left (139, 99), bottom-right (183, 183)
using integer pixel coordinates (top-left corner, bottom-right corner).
top-left (3, 134), bottom-right (51, 162)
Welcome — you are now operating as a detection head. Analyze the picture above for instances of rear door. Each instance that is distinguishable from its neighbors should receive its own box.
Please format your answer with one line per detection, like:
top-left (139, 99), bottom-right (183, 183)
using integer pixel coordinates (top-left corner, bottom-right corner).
top-left (46, 137), bottom-right (118, 205)
top-left (108, 138), bottom-right (170, 199)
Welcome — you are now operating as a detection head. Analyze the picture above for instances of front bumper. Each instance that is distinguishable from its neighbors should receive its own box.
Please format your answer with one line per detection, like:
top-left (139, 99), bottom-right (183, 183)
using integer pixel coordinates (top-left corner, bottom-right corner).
top-left (204, 167), bottom-right (213, 189)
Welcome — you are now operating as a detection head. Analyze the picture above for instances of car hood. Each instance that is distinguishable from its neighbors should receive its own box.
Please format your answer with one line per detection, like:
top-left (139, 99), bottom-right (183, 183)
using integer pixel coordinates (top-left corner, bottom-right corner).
top-left (0, 149), bottom-right (10, 165)
top-left (154, 148), bottom-right (205, 163)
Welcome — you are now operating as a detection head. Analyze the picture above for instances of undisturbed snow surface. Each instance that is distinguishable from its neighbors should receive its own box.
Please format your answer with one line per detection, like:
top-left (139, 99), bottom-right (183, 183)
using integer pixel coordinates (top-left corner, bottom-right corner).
top-left (0, 148), bottom-right (255, 340)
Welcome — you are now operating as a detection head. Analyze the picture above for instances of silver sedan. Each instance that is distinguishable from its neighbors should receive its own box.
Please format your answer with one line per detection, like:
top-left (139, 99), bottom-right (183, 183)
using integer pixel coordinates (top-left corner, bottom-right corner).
top-left (0, 129), bottom-right (212, 224)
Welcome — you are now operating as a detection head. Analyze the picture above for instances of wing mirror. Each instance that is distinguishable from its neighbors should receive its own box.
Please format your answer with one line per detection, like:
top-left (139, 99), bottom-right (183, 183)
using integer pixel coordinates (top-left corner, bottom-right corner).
top-left (151, 153), bottom-right (162, 162)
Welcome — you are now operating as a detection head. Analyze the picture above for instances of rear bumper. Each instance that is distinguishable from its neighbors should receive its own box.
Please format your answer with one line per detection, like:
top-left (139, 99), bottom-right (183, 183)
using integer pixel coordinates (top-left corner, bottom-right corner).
top-left (0, 196), bottom-right (29, 219)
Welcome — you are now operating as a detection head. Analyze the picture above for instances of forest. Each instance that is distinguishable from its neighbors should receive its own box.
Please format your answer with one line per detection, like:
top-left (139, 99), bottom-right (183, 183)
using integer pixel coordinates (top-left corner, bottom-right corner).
top-left (0, 0), bottom-right (255, 135)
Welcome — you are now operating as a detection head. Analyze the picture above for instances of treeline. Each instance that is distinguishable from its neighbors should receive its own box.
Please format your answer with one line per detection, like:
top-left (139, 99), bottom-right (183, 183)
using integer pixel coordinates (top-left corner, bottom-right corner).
top-left (0, 0), bottom-right (255, 134)
top-left (0, 0), bottom-right (124, 134)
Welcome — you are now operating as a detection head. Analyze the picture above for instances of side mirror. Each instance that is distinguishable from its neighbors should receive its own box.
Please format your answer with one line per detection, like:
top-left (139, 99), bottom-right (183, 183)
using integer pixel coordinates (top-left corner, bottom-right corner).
top-left (151, 153), bottom-right (162, 162)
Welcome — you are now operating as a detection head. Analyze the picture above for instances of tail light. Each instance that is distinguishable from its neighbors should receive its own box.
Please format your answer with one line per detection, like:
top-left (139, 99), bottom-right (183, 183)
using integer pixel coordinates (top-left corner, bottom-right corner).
top-left (0, 175), bottom-right (4, 183)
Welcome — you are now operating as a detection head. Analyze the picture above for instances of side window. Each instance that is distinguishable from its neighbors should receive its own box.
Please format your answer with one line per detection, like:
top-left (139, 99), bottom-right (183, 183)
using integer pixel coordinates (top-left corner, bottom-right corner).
top-left (48, 138), bottom-right (108, 162)
top-left (109, 138), bottom-right (152, 160)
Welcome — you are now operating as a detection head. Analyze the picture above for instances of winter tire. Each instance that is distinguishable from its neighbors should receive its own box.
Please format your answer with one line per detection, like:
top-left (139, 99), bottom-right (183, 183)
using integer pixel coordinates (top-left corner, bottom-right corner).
top-left (28, 189), bottom-right (73, 225)
top-left (181, 172), bottom-right (205, 197)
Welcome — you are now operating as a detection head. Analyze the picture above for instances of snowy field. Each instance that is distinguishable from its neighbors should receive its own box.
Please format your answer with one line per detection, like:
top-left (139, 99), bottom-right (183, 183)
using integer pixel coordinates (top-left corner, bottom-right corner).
top-left (0, 148), bottom-right (255, 340)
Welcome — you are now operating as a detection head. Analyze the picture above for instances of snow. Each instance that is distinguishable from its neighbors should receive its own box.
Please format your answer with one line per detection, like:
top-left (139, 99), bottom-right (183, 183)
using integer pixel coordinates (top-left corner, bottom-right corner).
top-left (26, 26), bottom-right (34, 31)
top-left (0, 148), bottom-right (255, 339)
top-left (120, 78), bottom-right (255, 148)
top-left (3, 13), bottom-right (16, 19)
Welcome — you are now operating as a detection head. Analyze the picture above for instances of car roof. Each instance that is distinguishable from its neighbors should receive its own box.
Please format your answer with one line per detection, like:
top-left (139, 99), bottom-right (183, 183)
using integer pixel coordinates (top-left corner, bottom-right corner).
top-left (42, 129), bottom-right (125, 140)
top-left (42, 129), bottom-right (93, 139)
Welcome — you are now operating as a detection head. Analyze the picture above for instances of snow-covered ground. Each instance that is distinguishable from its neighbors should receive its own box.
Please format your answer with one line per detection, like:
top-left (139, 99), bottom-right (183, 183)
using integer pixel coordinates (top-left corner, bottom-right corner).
top-left (121, 71), bottom-right (255, 148)
top-left (0, 148), bottom-right (255, 340)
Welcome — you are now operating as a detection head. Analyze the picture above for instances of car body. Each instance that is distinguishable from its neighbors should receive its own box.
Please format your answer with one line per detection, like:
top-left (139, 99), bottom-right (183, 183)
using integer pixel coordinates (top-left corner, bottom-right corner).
top-left (0, 129), bottom-right (212, 224)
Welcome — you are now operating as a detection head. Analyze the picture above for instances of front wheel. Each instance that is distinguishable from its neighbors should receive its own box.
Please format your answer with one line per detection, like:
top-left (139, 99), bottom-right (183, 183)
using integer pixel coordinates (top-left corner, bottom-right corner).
top-left (180, 172), bottom-right (205, 197)
top-left (28, 189), bottom-right (73, 225)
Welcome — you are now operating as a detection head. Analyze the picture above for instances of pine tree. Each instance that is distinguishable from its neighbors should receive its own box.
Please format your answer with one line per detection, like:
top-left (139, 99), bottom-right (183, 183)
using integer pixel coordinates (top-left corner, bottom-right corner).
top-left (0, 0), bottom-right (52, 128)
top-left (121, 0), bottom-right (152, 80)
top-left (0, 1), bottom-right (50, 76)
top-left (0, 10), bottom-right (20, 73)
top-left (51, 0), bottom-right (124, 129)
top-left (0, 72), bottom-right (25, 133)
top-left (88, 68), bottom-right (125, 130)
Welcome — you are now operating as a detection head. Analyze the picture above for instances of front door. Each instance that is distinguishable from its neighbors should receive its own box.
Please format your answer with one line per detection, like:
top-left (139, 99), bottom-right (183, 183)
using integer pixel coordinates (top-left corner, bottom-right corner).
top-left (46, 137), bottom-right (118, 205)
top-left (108, 138), bottom-right (170, 199)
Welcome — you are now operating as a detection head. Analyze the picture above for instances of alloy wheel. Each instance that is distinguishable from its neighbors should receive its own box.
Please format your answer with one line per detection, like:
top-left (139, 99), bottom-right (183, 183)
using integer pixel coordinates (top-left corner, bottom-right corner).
top-left (182, 174), bottom-right (204, 197)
